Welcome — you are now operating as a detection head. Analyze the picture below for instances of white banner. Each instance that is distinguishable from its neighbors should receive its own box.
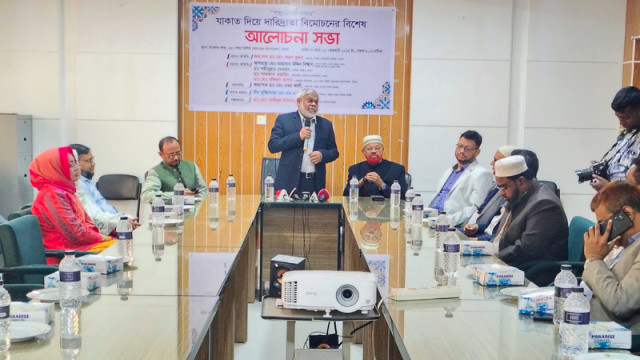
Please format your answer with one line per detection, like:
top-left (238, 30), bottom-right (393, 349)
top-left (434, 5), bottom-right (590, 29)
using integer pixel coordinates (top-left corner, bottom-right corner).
top-left (189, 3), bottom-right (396, 115)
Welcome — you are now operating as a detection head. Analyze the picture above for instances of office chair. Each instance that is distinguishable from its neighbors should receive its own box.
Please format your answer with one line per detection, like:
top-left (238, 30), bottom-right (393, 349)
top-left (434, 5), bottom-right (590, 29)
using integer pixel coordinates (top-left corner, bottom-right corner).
top-left (539, 180), bottom-right (560, 198)
top-left (96, 174), bottom-right (142, 218)
top-left (405, 173), bottom-right (412, 188)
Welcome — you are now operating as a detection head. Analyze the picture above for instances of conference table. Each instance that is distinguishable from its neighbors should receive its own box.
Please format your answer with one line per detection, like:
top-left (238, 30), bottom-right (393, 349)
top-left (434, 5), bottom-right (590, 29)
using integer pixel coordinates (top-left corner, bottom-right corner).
top-left (6, 195), bottom-right (625, 359)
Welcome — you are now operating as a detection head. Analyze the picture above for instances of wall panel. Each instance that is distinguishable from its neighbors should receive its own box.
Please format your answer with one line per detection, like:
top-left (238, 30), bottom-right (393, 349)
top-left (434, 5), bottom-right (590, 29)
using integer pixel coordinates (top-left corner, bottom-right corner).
top-left (179, 0), bottom-right (412, 196)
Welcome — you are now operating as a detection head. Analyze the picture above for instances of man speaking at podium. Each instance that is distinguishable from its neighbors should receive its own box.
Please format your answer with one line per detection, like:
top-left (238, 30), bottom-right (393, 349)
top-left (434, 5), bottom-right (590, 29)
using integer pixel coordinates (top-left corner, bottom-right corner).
top-left (268, 88), bottom-right (339, 194)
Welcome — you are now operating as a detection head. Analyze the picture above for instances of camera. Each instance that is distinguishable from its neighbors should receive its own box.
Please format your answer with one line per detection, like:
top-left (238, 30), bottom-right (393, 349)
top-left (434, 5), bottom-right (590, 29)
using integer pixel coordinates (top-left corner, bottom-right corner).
top-left (575, 161), bottom-right (609, 183)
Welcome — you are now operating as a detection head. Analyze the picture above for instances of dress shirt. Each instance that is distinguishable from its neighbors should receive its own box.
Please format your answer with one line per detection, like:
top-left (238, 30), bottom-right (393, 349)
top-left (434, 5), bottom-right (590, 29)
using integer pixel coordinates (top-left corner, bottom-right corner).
top-left (430, 163), bottom-right (469, 211)
top-left (77, 176), bottom-right (118, 214)
top-left (300, 115), bottom-right (316, 174)
top-left (603, 128), bottom-right (640, 181)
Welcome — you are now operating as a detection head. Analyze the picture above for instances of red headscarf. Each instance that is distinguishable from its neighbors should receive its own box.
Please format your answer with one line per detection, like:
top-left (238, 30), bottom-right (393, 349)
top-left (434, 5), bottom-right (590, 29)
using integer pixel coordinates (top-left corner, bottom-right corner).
top-left (29, 146), bottom-right (77, 194)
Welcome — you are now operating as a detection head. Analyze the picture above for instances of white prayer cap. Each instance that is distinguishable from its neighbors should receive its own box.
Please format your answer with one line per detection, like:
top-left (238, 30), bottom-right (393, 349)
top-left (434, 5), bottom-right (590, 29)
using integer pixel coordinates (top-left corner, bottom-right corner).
top-left (363, 135), bottom-right (383, 147)
top-left (499, 145), bottom-right (516, 157)
top-left (495, 155), bottom-right (528, 177)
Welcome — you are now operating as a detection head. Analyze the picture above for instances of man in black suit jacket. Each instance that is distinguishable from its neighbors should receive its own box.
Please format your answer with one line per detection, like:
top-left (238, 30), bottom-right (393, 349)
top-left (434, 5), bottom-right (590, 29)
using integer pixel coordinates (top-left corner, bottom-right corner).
top-left (268, 89), bottom-right (339, 194)
top-left (342, 135), bottom-right (407, 198)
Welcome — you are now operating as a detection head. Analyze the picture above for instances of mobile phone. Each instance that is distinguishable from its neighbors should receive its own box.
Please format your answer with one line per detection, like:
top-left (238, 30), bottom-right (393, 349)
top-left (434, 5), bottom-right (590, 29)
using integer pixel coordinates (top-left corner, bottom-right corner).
top-left (532, 312), bottom-right (554, 323)
top-left (599, 209), bottom-right (633, 241)
top-left (371, 195), bottom-right (385, 202)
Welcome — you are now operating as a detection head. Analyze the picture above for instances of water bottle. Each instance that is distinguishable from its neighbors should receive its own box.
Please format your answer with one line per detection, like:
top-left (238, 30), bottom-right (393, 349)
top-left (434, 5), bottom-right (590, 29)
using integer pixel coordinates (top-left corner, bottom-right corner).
top-left (404, 186), bottom-right (415, 219)
top-left (264, 174), bottom-right (275, 202)
top-left (172, 181), bottom-right (184, 216)
top-left (59, 250), bottom-right (82, 309)
top-left (411, 194), bottom-right (424, 227)
top-left (390, 180), bottom-right (401, 207)
top-left (560, 287), bottom-right (590, 357)
top-left (349, 175), bottom-right (359, 203)
top-left (435, 211), bottom-right (449, 249)
top-left (208, 178), bottom-right (219, 206)
top-left (0, 274), bottom-right (10, 352)
top-left (152, 194), bottom-right (165, 228)
top-left (443, 228), bottom-right (460, 286)
top-left (209, 203), bottom-right (219, 230)
top-left (554, 264), bottom-right (578, 325)
top-left (60, 307), bottom-right (81, 360)
top-left (434, 249), bottom-right (445, 286)
top-left (226, 174), bottom-right (236, 200)
top-left (116, 216), bottom-right (133, 265)
top-left (151, 226), bottom-right (164, 261)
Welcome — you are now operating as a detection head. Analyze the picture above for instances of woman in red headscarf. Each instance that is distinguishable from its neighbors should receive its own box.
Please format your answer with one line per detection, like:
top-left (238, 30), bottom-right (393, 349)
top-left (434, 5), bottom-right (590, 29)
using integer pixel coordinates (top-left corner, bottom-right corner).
top-left (30, 146), bottom-right (115, 254)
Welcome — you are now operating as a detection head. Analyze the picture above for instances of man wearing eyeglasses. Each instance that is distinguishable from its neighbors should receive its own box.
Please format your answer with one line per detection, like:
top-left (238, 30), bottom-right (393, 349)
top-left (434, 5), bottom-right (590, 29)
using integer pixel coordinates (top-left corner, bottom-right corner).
top-left (141, 136), bottom-right (208, 203)
top-left (493, 155), bottom-right (568, 283)
top-left (70, 143), bottom-right (118, 214)
top-left (582, 181), bottom-right (640, 334)
top-left (342, 135), bottom-right (407, 199)
top-left (429, 130), bottom-right (493, 226)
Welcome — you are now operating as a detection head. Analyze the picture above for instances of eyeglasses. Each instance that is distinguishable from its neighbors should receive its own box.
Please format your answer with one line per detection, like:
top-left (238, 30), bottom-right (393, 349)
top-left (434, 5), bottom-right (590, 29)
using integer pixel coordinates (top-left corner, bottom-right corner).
top-left (80, 157), bottom-right (95, 164)
top-left (164, 151), bottom-right (182, 159)
top-left (496, 181), bottom-right (513, 191)
top-left (364, 146), bottom-right (383, 153)
top-left (455, 144), bottom-right (478, 152)
top-left (69, 161), bottom-right (80, 168)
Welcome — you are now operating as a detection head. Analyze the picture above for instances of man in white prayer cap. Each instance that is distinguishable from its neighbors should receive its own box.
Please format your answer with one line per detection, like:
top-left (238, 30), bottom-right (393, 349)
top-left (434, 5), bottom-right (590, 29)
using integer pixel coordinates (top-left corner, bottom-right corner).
top-left (493, 154), bottom-right (568, 285)
top-left (342, 135), bottom-right (407, 198)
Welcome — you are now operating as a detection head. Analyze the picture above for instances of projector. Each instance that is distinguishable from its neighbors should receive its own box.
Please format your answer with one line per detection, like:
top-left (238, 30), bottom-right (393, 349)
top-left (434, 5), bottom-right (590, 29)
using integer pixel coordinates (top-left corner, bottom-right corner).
top-left (281, 270), bottom-right (377, 315)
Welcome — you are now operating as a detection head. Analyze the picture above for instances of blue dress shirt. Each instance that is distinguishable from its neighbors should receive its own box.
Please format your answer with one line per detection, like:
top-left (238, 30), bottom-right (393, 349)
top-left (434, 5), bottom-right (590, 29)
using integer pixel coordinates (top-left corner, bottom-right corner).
top-left (430, 163), bottom-right (470, 211)
top-left (77, 176), bottom-right (118, 214)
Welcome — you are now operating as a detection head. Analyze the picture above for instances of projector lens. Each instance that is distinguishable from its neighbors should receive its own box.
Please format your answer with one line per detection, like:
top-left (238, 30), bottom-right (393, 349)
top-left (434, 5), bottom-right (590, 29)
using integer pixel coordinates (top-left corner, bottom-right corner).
top-left (336, 284), bottom-right (359, 307)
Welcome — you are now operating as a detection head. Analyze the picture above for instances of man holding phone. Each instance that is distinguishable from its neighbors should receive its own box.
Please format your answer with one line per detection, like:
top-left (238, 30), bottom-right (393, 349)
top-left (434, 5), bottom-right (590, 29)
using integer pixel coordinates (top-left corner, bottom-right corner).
top-left (583, 181), bottom-right (640, 334)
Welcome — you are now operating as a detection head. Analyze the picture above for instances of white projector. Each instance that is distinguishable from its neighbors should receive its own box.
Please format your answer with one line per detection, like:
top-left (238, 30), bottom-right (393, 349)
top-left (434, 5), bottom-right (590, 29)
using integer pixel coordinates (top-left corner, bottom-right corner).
top-left (281, 270), bottom-right (377, 316)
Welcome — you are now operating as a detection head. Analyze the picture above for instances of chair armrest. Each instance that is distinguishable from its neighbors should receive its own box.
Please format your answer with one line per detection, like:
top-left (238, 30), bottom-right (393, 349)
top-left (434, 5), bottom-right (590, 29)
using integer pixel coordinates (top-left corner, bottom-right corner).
top-left (1, 264), bottom-right (59, 275)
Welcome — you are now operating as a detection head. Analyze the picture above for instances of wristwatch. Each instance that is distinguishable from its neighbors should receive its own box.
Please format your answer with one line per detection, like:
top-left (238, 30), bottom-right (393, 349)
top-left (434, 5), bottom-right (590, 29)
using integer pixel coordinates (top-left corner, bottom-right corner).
top-left (380, 184), bottom-right (388, 191)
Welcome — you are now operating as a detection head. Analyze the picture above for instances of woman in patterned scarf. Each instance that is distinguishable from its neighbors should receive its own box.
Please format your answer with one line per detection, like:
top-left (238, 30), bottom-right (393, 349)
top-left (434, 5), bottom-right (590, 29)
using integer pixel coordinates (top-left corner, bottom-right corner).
top-left (30, 146), bottom-right (115, 261)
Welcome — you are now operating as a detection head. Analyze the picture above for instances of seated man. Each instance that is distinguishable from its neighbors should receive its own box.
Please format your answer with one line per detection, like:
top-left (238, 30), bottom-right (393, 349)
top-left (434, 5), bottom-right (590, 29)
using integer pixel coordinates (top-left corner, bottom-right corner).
top-left (70, 144), bottom-right (140, 234)
top-left (494, 155), bottom-right (568, 268)
top-left (342, 135), bottom-right (407, 198)
top-left (626, 156), bottom-right (640, 185)
top-left (583, 181), bottom-right (640, 334)
top-left (463, 145), bottom-right (515, 240)
top-left (70, 144), bottom-right (118, 214)
top-left (141, 136), bottom-right (208, 203)
top-left (430, 130), bottom-right (493, 226)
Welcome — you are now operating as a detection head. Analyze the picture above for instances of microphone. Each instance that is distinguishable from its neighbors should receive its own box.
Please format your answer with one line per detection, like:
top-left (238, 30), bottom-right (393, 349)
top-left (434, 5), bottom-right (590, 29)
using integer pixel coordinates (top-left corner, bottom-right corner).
top-left (303, 119), bottom-right (311, 151)
top-left (318, 189), bottom-right (330, 202)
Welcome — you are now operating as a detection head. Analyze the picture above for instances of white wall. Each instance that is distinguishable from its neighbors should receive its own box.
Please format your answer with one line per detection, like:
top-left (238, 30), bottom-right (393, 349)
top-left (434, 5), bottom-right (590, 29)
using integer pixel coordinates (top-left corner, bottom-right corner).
top-left (409, 0), bottom-right (627, 222)
top-left (0, 0), bottom-right (178, 200)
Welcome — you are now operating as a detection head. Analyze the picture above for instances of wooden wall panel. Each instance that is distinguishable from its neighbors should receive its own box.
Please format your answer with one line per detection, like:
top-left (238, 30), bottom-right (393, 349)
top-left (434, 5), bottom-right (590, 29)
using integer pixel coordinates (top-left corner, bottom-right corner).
top-left (624, 0), bottom-right (640, 87)
top-left (179, 0), bottom-right (412, 196)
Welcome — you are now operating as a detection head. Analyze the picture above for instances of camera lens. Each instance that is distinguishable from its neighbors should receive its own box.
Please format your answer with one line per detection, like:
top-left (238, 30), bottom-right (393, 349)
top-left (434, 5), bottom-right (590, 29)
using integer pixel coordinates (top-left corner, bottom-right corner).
top-left (575, 168), bottom-right (594, 183)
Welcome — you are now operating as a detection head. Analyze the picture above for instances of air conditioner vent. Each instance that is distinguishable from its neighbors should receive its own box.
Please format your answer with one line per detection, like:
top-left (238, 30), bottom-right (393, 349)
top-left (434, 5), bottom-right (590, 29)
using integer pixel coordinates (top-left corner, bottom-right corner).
top-left (282, 280), bottom-right (298, 303)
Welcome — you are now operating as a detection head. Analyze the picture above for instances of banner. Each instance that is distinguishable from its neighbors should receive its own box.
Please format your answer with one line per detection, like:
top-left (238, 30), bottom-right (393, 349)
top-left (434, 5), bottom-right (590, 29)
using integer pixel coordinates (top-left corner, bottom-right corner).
top-left (189, 3), bottom-right (396, 115)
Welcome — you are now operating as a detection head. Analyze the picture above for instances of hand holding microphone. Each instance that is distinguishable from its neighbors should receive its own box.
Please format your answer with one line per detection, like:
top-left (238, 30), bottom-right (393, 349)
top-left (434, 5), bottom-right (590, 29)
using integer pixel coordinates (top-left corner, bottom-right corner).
top-left (301, 119), bottom-right (311, 151)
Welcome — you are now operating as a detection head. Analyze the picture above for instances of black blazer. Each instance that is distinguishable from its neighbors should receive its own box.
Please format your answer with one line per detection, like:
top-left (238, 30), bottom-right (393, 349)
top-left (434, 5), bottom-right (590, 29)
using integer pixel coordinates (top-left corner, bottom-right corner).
top-left (267, 111), bottom-right (339, 192)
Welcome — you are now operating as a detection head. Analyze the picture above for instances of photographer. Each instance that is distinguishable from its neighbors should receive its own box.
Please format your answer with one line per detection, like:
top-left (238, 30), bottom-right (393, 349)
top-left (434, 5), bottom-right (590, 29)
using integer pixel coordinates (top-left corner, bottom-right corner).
top-left (590, 86), bottom-right (640, 191)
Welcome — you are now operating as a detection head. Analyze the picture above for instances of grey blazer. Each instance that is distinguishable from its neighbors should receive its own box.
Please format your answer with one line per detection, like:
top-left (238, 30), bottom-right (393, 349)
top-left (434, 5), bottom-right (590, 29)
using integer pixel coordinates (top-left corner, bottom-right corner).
top-left (583, 239), bottom-right (640, 334)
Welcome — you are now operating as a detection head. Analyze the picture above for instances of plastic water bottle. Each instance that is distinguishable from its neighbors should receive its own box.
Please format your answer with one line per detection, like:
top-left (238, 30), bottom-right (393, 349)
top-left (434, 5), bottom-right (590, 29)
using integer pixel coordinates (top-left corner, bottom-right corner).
top-left (404, 186), bottom-right (415, 219)
top-left (59, 250), bottom-right (82, 309)
top-left (226, 174), bottom-right (236, 200)
top-left (349, 175), bottom-right (359, 203)
top-left (0, 274), bottom-right (10, 352)
top-left (152, 194), bottom-right (165, 228)
top-left (264, 174), bottom-right (275, 202)
top-left (434, 249), bottom-right (445, 286)
top-left (442, 228), bottom-right (460, 286)
top-left (208, 178), bottom-right (219, 206)
top-left (60, 307), bottom-right (81, 360)
top-left (435, 211), bottom-right (449, 249)
top-left (554, 264), bottom-right (578, 325)
top-left (390, 180), bottom-right (401, 207)
top-left (560, 287), bottom-right (590, 357)
top-left (209, 203), bottom-right (219, 230)
top-left (389, 205), bottom-right (400, 230)
top-left (410, 194), bottom-right (423, 243)
top-left (151, 226), bottom-right (164, 261)
top-left (116, 216), bottom-right (133, 265)
top-left (172, 181), bottom-right (184, 216)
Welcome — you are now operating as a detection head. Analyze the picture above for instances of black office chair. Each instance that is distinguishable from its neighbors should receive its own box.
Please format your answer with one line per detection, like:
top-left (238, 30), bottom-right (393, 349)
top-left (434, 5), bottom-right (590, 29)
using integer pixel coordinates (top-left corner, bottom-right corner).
top-left (96, 174), bottom-right (142, 218)
top-left (539, 180), bottom-right (560, 198)
top-left (261, 157), bottom-right (280, 195)
top-left (405, 173), bottom-right (412, 188)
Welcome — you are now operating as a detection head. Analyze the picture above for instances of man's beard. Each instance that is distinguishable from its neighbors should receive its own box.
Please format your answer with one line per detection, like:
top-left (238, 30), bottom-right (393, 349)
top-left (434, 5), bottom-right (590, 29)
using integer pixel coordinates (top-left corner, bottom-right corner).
top-left (504, 188), bottom-right (521, 212)
top-left (82, 171), bottom-right (94, 180)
